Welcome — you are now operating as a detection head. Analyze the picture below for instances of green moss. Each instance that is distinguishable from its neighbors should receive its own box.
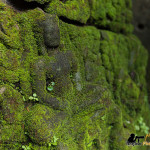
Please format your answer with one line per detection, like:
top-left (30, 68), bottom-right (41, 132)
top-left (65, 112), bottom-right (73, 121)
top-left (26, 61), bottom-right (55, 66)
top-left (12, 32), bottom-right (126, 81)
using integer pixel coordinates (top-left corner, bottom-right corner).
top-left (106, 70), bottom-right (114, 84)
top-left (25, 104), bottom-right (65, 145)
top-left (19, 68), bottom-right (32, 98)
top-left (0, 1), bottom-right (149, 150)
top-left (0, 143), bottom-right (22, 150)
top-left (45, 0), bottom-right (90, 24)
top-left (0, 67), bottom-right (19, 83)
top-left (59, 21), bottom-right (101, 85)
top-left (121, 77), bottom-right (140, 100)
top-left (89, 0), bottom-right (133, 33)
top-left (102, 54), bottom-right (111, 70)
top-left (0, 124), bottom-right (26, 143)
top-left (0, 84), bottom-right (25, 144)
top-left (0, 1), bottom-right (6, 10)
top-left (0, 7), bottom-right (22, 49)
top-left (0, 84), bottom-right (24, 124)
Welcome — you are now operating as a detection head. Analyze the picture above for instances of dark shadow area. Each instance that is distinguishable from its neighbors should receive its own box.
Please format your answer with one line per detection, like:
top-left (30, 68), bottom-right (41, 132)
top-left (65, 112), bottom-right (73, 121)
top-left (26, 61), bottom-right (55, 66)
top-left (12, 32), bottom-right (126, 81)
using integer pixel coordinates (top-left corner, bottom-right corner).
top-left (59, 16), bottom-right (85, 26)
top-left (93, 139), bottom-right (101, 149)
top-left (132, 0), bottom-right (150, 103)
top-left (60, 0), bottom-right (66, 3)
top-left (138, 23), bottom-right (145, 30)
top-left (7, 0), bottom-right (48, 11)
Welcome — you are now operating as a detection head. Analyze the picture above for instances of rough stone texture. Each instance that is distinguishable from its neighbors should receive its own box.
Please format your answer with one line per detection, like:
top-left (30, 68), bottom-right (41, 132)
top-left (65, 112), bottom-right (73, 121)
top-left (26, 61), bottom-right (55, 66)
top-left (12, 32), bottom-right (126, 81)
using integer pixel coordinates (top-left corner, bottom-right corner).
top-left (40, 14), bottom-right (60, 48)
top-left (25, 104), bottom-right (66, 145)
top-left (0, 0), bottom-right (150, 150)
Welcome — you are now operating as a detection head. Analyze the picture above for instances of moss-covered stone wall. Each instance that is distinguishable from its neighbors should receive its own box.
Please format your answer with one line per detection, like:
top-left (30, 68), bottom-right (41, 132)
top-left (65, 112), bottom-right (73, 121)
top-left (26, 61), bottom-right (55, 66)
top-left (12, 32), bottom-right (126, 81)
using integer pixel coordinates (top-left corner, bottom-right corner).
top-left (0, 0), bottom-right (150, 149)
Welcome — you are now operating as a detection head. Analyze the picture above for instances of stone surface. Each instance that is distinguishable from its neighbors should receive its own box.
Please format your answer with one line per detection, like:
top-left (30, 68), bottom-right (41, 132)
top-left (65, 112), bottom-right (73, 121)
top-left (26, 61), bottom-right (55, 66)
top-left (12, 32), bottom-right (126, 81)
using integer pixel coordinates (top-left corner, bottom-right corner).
top-left (25, 104), bottom-right (66, 145)
top-left (0, 0), bottom-right (150, 150)
top-left (41, 14), bottom-right (60, 48)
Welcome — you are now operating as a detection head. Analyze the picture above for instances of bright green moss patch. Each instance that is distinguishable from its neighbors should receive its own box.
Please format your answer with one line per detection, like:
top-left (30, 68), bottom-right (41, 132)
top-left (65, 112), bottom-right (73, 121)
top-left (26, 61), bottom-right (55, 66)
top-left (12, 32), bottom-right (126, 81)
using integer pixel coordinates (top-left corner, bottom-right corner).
top-left (45, 0), bottom-right (90, 24)
top-left (0, 1), bottom-right (6, 10)
top-left (0, 6), bottom-right (21, 49)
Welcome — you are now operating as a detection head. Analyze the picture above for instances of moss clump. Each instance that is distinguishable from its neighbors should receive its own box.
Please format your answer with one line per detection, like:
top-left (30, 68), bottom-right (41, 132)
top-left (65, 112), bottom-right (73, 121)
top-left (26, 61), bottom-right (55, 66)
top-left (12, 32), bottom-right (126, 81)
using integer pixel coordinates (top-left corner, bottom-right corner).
top-left (89, 0), bottom-right (133, 33)
top-left (121, 76), bottom-right (140, 103)
top-left (0, 124), bottom-right (26, 143)
top-left (0, 5), bottom-right (21, 49)
top-left (25, 104), bottom-right (66, 145)
top-left (45, 0), bottom-right (90, 24)
top-left (0, 84), bottom-right (24, 124)
top-left (0, 1), bottom-right (6, 10)
top-left (0, 85), bottom-right (25, 144)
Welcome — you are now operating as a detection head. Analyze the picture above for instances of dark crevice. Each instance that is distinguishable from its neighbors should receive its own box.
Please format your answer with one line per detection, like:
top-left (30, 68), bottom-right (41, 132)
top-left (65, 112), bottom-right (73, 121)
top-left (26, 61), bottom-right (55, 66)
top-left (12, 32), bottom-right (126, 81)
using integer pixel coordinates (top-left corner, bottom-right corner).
top-left (123, 123), bottom-right (127, 128)
top-left (93, 139), bottom-right (101, 149)
top-left (106, 14), bottom-right (113, 22)
top-left (0, 24), bottom-right (6, 34)
top-left (59, 16), bottom-right (111, 32)
top-left (14, 81), bottom-right (22, 92)
top-left (86, 17), bottom-right (110, 30)
top-left (60, 0), bottom-right (66, 3)
top-left (59, 16), bottom-right (85, 26)
top-left (7, 0), bottom-right (49, 11)
top-left (137, 23), bottom-right (145, 30)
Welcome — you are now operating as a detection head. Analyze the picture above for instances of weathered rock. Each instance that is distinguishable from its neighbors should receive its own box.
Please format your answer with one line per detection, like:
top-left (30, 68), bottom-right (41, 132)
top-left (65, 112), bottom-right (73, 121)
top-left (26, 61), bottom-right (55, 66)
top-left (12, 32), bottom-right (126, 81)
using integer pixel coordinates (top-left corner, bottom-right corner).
top-left (41, 14), bottom-right (60, 48)
top-left (32, 51), bottom-right (77, 108)
top-left (0, 1), bottom-right (150, 150)
top-left (25, 104), bottom-right (66, 145)
top-left (0, 85), bottom-right (24, 124)
top-left (0, 85), bottom-right (25, 143)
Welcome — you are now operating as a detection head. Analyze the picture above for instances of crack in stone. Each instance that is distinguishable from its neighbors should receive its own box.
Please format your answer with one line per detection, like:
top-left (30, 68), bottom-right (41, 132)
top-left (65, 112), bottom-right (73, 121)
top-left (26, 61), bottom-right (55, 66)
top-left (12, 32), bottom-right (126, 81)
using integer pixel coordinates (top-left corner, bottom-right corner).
top-left (6, 0), bottom-right (48, 11)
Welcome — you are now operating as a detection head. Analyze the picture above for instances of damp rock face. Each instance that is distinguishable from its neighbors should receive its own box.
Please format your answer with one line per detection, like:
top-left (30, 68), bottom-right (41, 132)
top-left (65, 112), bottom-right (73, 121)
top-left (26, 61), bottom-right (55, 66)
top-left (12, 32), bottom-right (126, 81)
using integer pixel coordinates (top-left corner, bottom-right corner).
top-left (32, 51), bottom-right (77, 109)
top-left (0, 0), bottom-right (150, 150)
